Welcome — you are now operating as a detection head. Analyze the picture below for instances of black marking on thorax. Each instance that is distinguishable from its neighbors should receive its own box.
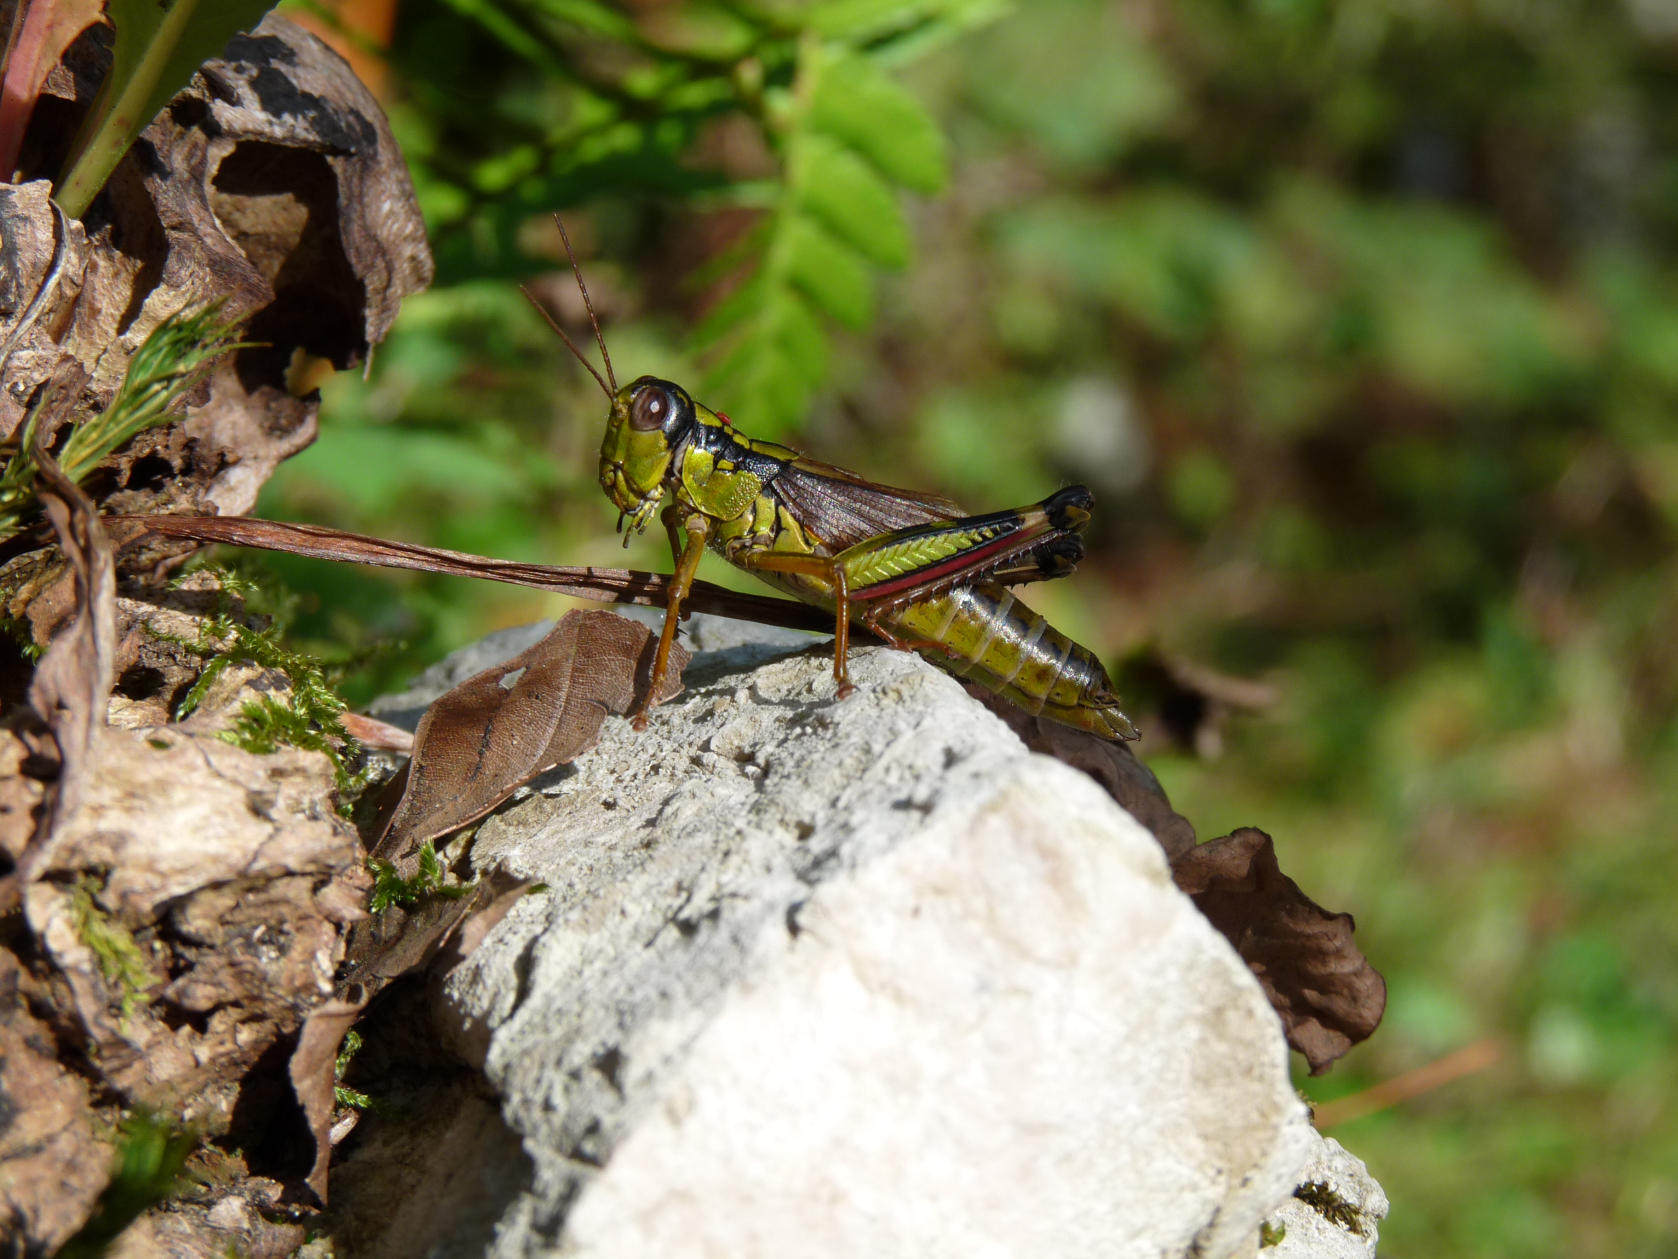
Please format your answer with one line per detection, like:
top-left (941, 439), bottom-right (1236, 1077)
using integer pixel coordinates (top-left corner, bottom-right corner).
top-left (691, 419), bottom-right (789, 485)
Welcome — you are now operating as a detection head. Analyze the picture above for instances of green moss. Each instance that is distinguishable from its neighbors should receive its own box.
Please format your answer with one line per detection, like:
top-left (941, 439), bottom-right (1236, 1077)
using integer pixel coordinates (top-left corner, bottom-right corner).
top-left (155, 570), bottom-right (371, 804)
top-left (1293, 1180), bottom-right (1367, 1237)
top-left (0, 613), bottom-right (43, 661)
top-left (1259, 1220), bottom-right (1287, 1247)
top-left (333, 1028), bottom-right (373, 1111)
top-left (367, 840), bottom-right (475, 914)
top-left (70, 878), bottom-right (158, 1023)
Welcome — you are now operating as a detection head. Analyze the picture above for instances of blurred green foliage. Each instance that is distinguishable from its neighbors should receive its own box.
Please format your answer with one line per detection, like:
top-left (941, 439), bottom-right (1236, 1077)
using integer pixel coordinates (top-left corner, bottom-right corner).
top-left (265, 0), bottom-right (1678, 1252)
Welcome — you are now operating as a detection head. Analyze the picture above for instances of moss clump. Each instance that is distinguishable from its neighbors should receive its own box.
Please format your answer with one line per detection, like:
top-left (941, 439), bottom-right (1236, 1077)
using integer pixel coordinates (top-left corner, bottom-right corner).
top-left (333, 1028), bottom-right (373, 1111)
top-left (1293, 1180), bottom-right (1367, 1236)
top-left (1259, 1220), bottom-right (1287, 1247)
top-left (367, 840), bottom-right (475, 914)
top-left (157, 568), bottom-right (371, 802)
top-left (69, 878), bottom-right (158, 1023)
top-left (0, 613), bottom-right (43, 661)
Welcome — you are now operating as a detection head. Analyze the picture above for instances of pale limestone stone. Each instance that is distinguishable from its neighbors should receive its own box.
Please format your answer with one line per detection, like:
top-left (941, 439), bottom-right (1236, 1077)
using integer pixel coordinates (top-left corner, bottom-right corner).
top-left (390, 620), bottom-right (1337, 1257)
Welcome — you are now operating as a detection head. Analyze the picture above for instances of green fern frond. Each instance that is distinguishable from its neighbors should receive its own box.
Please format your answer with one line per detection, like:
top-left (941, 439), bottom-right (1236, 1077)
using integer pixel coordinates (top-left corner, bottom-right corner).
top-left (0, 305), bottom-right (243, 542)
top-left (695, 32), bottom-right (960, 433)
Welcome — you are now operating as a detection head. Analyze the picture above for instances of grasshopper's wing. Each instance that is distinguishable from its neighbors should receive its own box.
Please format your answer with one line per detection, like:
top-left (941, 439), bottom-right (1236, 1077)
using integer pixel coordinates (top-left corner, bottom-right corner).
top-left (772, 455), bottom-right (965, 550)
top-left (837, 486), bottom-right (1095, 607)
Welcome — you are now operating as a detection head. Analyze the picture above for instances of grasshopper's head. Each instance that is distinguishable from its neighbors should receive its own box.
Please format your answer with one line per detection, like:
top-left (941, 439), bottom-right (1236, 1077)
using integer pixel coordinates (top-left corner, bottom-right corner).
top-left (598, 375), bottom-right (697, 536)
top-left (521, 218), bottom-right (703, 541)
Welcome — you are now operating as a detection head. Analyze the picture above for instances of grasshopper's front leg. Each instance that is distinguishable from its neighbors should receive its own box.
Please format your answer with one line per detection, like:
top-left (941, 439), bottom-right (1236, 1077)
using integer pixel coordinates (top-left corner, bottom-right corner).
top-left (732, 547), bottom-right (855, 699)
top-left (659, 503), bottom-right (685, 571)
top-left (634, 511), bottom-right (712, 729)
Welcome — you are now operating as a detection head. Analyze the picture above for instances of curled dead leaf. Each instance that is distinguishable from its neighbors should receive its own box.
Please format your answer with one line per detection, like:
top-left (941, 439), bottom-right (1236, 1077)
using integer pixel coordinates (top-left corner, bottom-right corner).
top-left (289, 998), bottom-right (365, 1206)
top-left (0, 413), bottom-right (116, 912)
top-left (1170, 827), bottom-right (1386, 1073)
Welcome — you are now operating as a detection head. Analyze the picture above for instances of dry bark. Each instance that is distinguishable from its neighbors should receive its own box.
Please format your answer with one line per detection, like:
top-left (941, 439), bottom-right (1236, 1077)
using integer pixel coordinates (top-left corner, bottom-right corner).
top-left (0, 15), bottom-right (431, 1254)
top-left (1, 13), bottom-right (432, 626)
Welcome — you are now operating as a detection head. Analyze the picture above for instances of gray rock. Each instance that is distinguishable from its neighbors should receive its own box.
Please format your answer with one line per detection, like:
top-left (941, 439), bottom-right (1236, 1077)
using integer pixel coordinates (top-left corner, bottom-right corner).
top-left (353, 618), bottom-right (1383, 1257)
top-left (1262, 1134), bottom-right (1389, 1258)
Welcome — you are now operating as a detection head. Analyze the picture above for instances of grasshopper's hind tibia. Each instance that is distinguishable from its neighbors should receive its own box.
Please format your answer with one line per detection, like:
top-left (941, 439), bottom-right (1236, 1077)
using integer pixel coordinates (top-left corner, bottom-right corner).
top-left (735, 549), bottom-right (856, 697)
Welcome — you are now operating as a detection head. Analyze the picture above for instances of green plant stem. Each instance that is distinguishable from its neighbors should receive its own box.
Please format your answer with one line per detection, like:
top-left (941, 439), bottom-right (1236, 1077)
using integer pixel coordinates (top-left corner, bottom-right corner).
top-left (57, 0), bottom-right (202, 218)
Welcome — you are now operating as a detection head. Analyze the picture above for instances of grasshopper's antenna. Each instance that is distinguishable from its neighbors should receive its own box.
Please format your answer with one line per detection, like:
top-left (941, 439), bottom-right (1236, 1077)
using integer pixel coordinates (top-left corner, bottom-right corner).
top-left (553, 214), bottom-right (617, 394)
top-left (520, 284), bottom-right (613, 400)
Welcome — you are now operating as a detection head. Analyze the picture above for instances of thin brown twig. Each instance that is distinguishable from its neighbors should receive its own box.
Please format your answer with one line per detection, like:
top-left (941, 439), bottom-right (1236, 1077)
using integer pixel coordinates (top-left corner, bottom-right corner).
top-left (108, 512), bottom-right (844, 636)
top-left (1312, 1037), bottom-right (1502, 1129)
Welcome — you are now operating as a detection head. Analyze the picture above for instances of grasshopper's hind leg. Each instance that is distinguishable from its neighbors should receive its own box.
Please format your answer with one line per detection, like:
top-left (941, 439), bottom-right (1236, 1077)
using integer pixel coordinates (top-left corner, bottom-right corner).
top-left (859, 610), bottom-right (963, 663)
top-left (733, 549), bottom-right (855, 698)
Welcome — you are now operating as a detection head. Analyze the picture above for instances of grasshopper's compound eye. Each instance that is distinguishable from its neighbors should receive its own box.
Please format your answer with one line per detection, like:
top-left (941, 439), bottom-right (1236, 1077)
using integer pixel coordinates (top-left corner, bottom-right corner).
top-left (630, 385), bottom-right (671, 432)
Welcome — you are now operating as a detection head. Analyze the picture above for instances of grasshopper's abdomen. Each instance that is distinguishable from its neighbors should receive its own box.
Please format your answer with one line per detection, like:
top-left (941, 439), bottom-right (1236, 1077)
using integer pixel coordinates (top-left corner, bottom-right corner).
top-left (882, 582), bottom-right (1138, 741)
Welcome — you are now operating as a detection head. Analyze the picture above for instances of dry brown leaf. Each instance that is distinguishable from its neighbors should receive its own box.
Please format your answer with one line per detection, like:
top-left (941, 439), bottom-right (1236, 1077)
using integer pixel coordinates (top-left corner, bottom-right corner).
top-left (301, 610), bottom-right (692, 1198)
top-left (1170, 827), bottom-right (1387, 1073)
top-left (436, 876), bottom-right (536, 968)
top-left (289, 997), bottom-right (365, 1206)
top-left (0, 409), bottom-right (116, 912)
top-left (303, 869), bottom-right (534, 1204)
top-left (338, 869), bottom-right (531, 1004)
top-left (374, 610), bottom-right (690, 865)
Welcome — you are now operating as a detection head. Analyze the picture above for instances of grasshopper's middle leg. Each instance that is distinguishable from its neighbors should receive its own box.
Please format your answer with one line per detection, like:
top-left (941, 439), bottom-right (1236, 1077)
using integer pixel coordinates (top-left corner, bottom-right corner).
top-left (635, 512), bottom-right (711, 729)
top-left (733, 549), bottom-right (855, 698)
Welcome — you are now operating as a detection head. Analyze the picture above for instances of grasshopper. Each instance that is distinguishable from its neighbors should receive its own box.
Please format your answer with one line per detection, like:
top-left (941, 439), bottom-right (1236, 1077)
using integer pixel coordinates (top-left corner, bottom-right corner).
top-left (531, 224), bottom-right (1138, 742)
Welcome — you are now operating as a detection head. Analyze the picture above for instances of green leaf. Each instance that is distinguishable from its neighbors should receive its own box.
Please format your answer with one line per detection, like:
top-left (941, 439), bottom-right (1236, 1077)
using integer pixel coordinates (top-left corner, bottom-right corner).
top-left (702, 288), bottom-right (827, 434)
top-left (692, 272), bottom-right (772, 353)
top-left (784, 215), bottom-right (874, 329)
top-left (434, 0), bottom-right (573, 76)
top-left (792, 133), bottom-right (911, 267)
top-left (801, 0), bottom-right (937, 40)
top-left (522, 0), bottom-right (641, 42)
top-left (800, 0), bottom-right (1009, 51)
top-left (807, 48), bottom-right (947, 193)
top-left (769, 289), bottom-right (828, 380)
top-left (57, 0), bottom-right (279, 218)
top-left (689, 31), bottom-right (959, 430)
